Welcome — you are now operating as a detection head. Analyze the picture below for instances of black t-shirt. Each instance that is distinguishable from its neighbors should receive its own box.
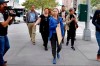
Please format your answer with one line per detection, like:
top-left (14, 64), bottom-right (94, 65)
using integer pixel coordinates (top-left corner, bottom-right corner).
top-left (0, 12), bottom-right (8, 36)
top-left (92, 10), bottom-right (100, 32)
top-left (39, 14), bottom-right (50, 34)
top-left (69, 14), bottom-right (76, 30)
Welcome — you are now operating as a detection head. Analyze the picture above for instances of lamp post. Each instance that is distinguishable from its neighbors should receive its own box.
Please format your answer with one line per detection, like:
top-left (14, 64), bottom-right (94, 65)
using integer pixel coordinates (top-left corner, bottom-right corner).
top-left (83, 0), bottom-right (91, 41)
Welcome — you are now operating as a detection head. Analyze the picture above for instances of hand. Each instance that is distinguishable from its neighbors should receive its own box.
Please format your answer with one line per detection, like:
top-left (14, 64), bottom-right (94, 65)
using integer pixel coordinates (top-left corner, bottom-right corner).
top-left (33, 23), bottom-right (36, 27)
top-left (57, 23), bottom-right (60, 27)
top-left (71, 18), bottom-right (76, 21)
top-left (7, 16), bottom-right (12, 21)
top-left (9, 10), bottom-right (15, 15)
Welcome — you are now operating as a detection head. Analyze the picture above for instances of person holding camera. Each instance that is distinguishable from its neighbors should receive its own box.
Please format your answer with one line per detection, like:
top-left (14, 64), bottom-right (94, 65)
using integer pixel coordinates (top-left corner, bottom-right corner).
top-left (65, 8), bottom-right (78, 51)
top-left (0, 0), bottom-right (15, 66)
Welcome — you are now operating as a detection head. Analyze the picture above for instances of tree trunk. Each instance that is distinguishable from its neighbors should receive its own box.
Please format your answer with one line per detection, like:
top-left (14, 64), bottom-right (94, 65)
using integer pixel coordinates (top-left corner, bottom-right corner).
top-left (41, 6), bottom-right (44, 14)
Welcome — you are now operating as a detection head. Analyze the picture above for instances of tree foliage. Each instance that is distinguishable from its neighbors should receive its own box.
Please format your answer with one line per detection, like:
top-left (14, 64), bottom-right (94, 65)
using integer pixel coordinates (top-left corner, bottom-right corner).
top-left (91, 0), bottom-right (100, 6)
top-left (82, 0), bottom-right (100, 7)
top-left (22, 0), bottom-right (58, 10)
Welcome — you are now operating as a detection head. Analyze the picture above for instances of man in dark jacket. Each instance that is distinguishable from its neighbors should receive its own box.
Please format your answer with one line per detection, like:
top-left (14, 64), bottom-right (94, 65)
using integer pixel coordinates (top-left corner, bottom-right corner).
top-left (92, 7), bottom-right (100, 61)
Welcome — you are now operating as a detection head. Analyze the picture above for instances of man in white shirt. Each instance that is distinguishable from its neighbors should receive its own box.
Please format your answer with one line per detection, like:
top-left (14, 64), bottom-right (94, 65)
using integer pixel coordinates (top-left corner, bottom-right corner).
top-left (59, 5), bottom-right (68, 43)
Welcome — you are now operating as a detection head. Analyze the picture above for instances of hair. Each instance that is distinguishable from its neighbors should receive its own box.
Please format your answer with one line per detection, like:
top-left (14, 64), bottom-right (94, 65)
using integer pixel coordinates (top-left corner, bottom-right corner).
top-left (44, 8), bottom-right (51, 15)
top-left (44, 8), bottom-right (49, 11)
top-left (48, 8), bottom-right (53, 15)
top-left (69, 8), bottom-right (74, 12)
top-left (52, 8), bottom-right (59, 18)
top-left (53, 8), bottom-right (59, 13)
top-left (62, 5), bottom-right (65, 7)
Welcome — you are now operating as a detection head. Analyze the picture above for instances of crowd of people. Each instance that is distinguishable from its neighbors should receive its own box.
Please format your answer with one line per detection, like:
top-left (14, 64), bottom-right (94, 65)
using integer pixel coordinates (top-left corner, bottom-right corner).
top-left (0, 0), bottom-right (100, 66)
top-left (26, 5), bottom-right (78, 64)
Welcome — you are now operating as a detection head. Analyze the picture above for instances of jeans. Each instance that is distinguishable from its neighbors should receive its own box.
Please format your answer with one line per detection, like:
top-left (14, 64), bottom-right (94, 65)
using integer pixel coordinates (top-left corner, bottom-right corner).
top-left (96, 31), bottom-right (100, 54)
top-left (50, 33), bottom-right (62, 58)
top-left (0, 36), bottom-right (10, 65)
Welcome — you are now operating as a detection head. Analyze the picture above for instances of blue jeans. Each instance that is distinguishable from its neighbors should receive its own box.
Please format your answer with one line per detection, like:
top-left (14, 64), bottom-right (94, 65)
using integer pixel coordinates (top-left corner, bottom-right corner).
top-left (96, 31), bottom-right (100, 54)
top-left (0, 36), bottom-right (10, 65)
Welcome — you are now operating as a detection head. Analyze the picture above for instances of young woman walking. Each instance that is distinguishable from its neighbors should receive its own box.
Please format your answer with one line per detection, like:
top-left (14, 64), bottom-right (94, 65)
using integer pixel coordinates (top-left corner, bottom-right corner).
top-left (49, 8), bottom-right (64, 64)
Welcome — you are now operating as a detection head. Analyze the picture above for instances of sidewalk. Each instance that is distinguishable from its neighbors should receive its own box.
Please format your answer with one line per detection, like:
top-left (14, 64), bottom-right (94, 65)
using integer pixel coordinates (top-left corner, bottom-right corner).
top-left (4, 22), bottom-right (100, 66)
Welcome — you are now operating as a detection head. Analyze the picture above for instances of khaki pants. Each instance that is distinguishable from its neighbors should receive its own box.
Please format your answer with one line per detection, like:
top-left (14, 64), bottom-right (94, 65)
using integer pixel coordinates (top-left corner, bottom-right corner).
top-left (27, 23), bottom-right (36, 42)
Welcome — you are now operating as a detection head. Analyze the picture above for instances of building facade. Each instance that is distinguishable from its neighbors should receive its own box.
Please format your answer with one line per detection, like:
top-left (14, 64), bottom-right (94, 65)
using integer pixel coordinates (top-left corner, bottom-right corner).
top-left (6, 0), bottom-right (24, 8)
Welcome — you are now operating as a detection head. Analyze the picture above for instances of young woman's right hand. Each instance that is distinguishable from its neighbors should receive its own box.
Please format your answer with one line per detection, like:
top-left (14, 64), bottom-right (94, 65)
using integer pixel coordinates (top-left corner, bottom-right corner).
top-left (57, 23), bottom-right (60, 27)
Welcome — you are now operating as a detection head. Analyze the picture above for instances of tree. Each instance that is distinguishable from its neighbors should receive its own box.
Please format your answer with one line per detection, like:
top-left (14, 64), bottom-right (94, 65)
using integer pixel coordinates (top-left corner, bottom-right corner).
top-left (91, 0), bottom-right (100, 7)
top-left (22, 0), bottom-right (58, 13)
top-left (82, 0), bottom-right (100, 7)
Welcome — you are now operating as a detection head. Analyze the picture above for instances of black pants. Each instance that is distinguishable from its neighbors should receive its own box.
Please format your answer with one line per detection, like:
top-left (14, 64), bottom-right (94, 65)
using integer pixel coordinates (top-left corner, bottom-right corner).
top-left (41, 32), bottom-right (49, 48)
top-left (67, 29), bottom-right (76, 47)
top-left (50, 33), bottom-right (62, 58)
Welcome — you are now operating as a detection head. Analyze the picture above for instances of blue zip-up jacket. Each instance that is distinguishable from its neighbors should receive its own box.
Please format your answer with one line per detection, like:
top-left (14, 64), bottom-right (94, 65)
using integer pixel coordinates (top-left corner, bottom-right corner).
top-left (48, 16), bottom-right (64, 40)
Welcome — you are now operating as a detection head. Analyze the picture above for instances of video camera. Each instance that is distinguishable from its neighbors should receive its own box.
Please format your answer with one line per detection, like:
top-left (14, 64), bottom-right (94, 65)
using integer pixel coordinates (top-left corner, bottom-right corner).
top-left (5, 6), bottom-right (24, 17)
top-left (5, 6), bottom-right (16, 17)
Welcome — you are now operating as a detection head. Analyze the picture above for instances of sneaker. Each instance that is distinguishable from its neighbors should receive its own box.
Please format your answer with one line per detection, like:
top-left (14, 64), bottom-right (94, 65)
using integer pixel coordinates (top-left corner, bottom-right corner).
top-left (1, 63), bottom-right (7, 66)
top-left (62, 39), bottom-right (64, 44)
top-left (74, 38), bottom-right (76, 41)
top-left (57, 53), bottom-right (60, 59)
top-left (32, 42), bottom-right (35, 45)
top-left (4, 61), bottom-right (7, 63)
top-left (43, 44), bottom-right (45, 46)
top-left (44, 47), bottom-right (48, 51)
top-left (71, 47), bottom-right (75, 51)
top-left (53, 58), bottom-right (56, 64)
top-left (97, 54), bottom-right (100, 61)
top-left (66, 42), bottom-right (69, 46)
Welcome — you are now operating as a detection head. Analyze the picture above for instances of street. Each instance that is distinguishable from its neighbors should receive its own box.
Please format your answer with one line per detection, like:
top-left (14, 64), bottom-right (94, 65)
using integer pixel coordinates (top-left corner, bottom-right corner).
top-left (4, 21), bottom-right (100, 66)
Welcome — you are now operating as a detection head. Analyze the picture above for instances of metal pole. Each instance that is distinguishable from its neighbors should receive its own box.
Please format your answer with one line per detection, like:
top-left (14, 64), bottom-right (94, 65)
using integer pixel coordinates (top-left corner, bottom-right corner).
top-left (83, 0), bottom-right (91, 41)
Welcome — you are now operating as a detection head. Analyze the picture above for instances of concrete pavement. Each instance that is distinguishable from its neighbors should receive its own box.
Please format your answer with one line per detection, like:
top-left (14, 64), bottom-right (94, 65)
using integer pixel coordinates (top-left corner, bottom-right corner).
top-left (4, 22), bottom-right (100, 66)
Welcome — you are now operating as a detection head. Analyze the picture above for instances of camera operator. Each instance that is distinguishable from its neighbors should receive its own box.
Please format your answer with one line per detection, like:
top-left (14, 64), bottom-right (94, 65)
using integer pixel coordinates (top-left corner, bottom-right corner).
top-left (0, 0), bottom-right (15, 66)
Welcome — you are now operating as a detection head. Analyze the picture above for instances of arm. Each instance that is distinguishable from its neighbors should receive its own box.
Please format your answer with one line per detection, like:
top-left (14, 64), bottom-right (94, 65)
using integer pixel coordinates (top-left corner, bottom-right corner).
top-left (9, 17), bottom-right (15, 25)
top-left (34, 17), bottom-right (41, 25)
top-left (59, 18), bottom-right (64, 37)
top-left (35, 12), bottom-right (38, 21)
top-left (26, 12), bottom-right (29, 22)
top-left (65, 15), bottom-right (72, 24)
top-left (0, 16), bottom-right (12, 27)
top-left (74, 14), bottom-right (78, 23)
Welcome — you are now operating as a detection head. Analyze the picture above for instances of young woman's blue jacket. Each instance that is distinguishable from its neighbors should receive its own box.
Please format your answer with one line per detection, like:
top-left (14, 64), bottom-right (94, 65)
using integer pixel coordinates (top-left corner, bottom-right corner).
top-left (48, 16), bottom-right (64, 40)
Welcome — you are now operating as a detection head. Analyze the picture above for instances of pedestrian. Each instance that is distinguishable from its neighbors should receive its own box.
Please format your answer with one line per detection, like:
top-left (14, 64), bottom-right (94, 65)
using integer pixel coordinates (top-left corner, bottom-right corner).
top-left (34, 8), bottom-right (50, 51)
top-left (65, 8), bottom-right (78, 51)
top-left (26, 5), bottom-right (38, 45)
top-left (59, 5), bottom-right (68, 43)
top-left (92, 5), bottom-right (100, 61)
top-left (73, 7), bottom-right (78, 40)
top-left (0, 0), bottom-right (15, 66)
top-left (49, 8), bottom-right (64, 64)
